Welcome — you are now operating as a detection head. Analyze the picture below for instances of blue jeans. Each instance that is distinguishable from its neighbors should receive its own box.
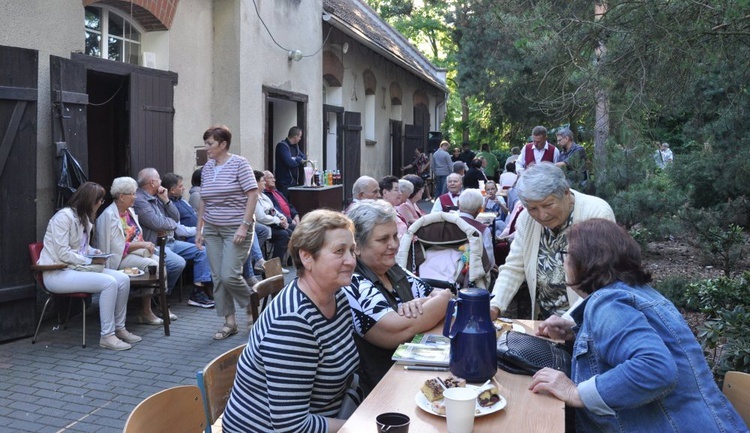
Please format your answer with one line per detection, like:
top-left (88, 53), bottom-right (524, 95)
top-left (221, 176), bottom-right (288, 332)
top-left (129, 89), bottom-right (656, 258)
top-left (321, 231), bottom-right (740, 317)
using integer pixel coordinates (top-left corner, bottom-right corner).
top-left (244, 224), bottom-right (271, 278)
top-left (168, 239), bottom-right (211, 284)
top-left (155, 245), bottom-right (186, 295)
top-left (434, 175), bottom-right (447, 196)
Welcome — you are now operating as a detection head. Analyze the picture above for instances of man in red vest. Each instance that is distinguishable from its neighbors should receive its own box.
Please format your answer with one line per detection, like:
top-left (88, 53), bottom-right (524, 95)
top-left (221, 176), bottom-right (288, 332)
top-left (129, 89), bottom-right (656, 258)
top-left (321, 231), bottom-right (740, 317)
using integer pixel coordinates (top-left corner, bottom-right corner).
top-left (516, 126), bottom-right (559, 173)
top-left (431, 173), bottom-right (463, 213)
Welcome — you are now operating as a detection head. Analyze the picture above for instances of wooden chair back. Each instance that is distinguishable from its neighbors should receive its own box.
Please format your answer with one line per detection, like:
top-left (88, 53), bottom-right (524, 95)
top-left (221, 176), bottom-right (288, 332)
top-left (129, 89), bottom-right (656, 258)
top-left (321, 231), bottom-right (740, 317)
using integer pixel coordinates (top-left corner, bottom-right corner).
top-left (723, 371), bottom-right (750, 427)
top-left (248, 275), bottom-right (285, 322)
top-left (263, 257), bottom-right (283, 278)
top-left (123, 385), bottom-right (205, 433)
top-left (196, 344), bottom-right (246, 433)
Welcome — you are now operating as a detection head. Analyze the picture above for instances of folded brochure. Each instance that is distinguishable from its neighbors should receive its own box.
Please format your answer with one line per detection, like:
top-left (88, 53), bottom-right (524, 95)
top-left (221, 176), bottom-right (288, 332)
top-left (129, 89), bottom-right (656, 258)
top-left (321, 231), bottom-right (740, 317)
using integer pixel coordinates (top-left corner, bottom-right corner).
top-left (86, 253), bottom-right (114, 259)
top-left (392, 333), bottom-right (451, 367)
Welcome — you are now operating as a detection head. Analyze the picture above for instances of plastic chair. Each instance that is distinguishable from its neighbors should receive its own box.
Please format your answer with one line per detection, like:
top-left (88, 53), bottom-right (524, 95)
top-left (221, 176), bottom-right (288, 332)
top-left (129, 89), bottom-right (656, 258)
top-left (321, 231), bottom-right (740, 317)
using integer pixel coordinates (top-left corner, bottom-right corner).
top-left (129, 236), bottom-right (170, 335)
top-left (29, 242), bottom-right (91, 348)
top-left (123, 385), bottom-right (206, 433)
top-left (196, 344), bottom-right (246, 433)
top-left (247, 258), bottom-right (284, 322)
top-left (723, 371), bottom-right (750, 427)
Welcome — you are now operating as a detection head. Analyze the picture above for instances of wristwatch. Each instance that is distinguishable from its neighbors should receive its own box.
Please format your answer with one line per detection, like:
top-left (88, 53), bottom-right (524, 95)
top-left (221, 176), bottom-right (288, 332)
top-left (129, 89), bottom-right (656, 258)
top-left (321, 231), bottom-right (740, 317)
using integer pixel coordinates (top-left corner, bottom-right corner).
top-left (242, 219), bottom-right (252, 227)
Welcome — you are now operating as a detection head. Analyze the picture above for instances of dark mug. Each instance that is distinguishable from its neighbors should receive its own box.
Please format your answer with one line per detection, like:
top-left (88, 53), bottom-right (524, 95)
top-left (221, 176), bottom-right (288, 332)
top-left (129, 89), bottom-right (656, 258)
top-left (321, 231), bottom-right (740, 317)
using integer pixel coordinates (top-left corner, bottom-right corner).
top-left (376, 412), bottom-right (410, 433)
top-left (147, 265), bottom-right (157, 276)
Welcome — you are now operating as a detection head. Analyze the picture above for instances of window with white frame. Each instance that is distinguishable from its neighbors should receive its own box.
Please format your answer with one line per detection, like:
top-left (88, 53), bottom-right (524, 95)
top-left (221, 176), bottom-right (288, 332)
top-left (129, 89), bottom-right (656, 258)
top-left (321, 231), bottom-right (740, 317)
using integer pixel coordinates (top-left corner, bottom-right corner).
top-left (85, 6), bottom-right (142, 65)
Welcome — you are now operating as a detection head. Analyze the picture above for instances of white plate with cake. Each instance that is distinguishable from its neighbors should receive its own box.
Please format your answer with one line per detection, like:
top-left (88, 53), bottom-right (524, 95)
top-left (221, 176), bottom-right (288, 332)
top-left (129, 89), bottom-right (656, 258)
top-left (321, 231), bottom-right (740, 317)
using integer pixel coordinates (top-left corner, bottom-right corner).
top-left (121, 267), bottom-right (145, 277)
top-left (416, 377), bottom-right (506, 417)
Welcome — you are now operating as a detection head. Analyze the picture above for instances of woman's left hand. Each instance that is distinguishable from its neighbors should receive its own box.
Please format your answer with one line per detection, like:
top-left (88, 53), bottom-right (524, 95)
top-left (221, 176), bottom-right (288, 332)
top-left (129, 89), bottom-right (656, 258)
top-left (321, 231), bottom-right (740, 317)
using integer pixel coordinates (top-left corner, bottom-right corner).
top-left (234, 224), bottom-right (249, 245)
top-left (397, 298), bottom-right (425, 318)
top-left (529, 367), bottom-right (584, 408)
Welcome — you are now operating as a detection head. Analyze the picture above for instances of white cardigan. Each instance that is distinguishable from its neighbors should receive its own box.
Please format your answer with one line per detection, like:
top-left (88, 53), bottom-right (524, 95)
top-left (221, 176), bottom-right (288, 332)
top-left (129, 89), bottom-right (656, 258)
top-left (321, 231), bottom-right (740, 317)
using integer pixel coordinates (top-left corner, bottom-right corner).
top-left (94, 203), bottom-right (145, 270)
top-left (490, 190), bottom-right (615, 316)
top-left (38, 207), bottom-right (94, 267)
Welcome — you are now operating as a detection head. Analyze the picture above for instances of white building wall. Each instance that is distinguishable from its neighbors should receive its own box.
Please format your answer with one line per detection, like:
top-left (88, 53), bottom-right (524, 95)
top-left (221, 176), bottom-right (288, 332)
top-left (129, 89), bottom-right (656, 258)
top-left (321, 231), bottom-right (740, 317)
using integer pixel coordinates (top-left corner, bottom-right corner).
top-left (169, 0), bottom-right (214, 181)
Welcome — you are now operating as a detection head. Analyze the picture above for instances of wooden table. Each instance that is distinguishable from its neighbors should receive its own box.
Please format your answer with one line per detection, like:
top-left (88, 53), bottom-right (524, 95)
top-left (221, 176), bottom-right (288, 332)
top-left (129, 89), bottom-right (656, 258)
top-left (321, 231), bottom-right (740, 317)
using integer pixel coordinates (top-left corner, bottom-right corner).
top-left (339, 320), bottom-right (565, 433)
top-left (288, 185), bottom-right (343, 216)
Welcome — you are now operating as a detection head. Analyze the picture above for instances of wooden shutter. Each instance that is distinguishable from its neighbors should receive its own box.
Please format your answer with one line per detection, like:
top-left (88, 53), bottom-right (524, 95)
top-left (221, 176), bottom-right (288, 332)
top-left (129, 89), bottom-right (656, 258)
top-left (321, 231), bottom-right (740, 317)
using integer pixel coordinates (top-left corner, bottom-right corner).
top-left (129, 72), bottom-right (174, 177)
top-left (390, 120), bottom-right (403, 177)
top-left (403, 124), bottom-right (424, 171)
top-left (50, 55), bottom-right (89, 174)
top-left (342, 111), bottom-right (362, 204)
top-left (0, 45), bottom-right (38, 341)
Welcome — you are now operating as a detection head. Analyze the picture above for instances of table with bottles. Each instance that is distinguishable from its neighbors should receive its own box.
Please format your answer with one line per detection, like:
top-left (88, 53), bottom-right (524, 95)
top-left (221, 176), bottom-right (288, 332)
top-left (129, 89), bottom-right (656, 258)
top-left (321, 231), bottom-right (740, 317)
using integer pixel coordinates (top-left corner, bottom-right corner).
top-left (287, 184), bottom-right (344, 217)
top-left (338, 320), bottom-right (564, 433)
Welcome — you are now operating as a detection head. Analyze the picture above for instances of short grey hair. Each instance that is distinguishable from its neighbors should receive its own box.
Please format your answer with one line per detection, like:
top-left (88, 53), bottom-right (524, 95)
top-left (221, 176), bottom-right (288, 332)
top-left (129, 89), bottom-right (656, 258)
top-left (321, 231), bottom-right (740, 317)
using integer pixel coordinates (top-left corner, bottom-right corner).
top-left (398, 179), bottom-right (414, 197)
top-left (515, 162), bottom-right (569, 204)
top-left (556, 128), bottom-right (574, 140)
top-left (346, 199), bottom-right (397, 247)
top-left (137, 167), bottom-right (158, 187)
top-left (458, 189), bottom-right (483, 215)
top-left (352, 176), bottom-right (377, 198)
top-left (111, 177), bottom-right (138, 198)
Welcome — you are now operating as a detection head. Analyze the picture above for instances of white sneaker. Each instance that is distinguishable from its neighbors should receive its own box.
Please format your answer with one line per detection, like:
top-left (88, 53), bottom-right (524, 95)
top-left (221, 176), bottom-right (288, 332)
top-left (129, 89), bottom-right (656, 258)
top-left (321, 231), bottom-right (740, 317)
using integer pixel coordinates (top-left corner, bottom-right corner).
top-left (115, 328), bottom-right (142, 343)
top-left (253, 258), bottom-right (267, 272)
top-left (100, 334), bottom-right (132, 351)
top-left (281, 268), bottom-right (290, 274)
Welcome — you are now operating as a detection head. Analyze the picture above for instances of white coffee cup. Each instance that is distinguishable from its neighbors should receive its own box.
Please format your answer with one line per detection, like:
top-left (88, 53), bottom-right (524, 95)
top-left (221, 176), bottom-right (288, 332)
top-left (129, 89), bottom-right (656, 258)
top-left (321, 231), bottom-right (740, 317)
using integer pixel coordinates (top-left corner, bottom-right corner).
top-left (443, 387), bottom-right (476, 433)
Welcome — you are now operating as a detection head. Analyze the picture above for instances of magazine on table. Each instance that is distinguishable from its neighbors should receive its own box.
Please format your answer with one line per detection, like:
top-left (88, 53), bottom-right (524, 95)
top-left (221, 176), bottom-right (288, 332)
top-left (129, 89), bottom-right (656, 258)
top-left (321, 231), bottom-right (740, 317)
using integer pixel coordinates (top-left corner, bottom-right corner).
top-left (392, 333), bottom-right (451, 367)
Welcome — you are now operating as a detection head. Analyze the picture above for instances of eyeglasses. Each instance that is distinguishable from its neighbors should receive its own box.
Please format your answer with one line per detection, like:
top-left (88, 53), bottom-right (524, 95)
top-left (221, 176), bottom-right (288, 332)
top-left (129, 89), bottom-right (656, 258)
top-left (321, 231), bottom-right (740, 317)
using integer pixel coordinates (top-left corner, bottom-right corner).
top-left (99, 198), bottom-right (105, 204)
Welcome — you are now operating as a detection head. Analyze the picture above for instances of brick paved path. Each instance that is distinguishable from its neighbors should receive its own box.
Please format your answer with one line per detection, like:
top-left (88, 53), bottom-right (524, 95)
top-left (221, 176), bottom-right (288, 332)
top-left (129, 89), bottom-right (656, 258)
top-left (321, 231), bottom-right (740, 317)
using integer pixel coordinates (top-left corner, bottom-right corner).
top-left (0, 275), bottom-right (293, 433)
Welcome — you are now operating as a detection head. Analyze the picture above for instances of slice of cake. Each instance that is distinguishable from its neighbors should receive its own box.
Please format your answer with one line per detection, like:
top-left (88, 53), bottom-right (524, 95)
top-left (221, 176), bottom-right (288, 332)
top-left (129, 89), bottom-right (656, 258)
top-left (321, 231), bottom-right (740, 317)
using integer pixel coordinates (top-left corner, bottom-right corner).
top-left (477, 385), bottom-right (501, 407)
top-left (444, 376), bottom-right (467, 389)
top-left (420, 378), bottom-right (444, 402)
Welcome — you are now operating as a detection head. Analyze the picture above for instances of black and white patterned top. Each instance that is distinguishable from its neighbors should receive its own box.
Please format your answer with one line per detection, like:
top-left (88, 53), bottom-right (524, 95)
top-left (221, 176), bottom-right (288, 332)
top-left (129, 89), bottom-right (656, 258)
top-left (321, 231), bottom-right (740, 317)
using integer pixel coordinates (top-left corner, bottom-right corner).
top-left (344, 266), bottom-right (433, 338)
top-left (222, 279), bottom-right (359, 433)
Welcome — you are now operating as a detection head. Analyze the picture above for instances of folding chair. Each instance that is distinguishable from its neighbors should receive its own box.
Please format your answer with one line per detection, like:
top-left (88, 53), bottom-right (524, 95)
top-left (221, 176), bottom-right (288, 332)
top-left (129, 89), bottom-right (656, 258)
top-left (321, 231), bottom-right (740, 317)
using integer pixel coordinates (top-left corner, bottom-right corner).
top-left (196, 344), bottom-right (246, 433)
top-left (29, 242), bottom-right (91, 348)
top-left (123, 385), bottom-right (205, 433)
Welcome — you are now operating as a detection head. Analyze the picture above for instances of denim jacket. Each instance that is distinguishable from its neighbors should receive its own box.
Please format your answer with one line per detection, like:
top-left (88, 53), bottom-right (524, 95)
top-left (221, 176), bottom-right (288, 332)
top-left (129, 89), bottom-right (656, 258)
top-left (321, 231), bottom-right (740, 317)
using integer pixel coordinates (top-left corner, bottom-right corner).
top-left (569, 282), bottom-right (748, 433)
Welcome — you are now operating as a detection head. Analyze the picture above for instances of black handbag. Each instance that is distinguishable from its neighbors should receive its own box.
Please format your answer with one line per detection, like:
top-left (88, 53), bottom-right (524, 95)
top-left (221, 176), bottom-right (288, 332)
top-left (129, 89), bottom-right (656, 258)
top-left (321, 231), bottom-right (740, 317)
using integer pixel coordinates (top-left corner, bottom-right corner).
top-left (496, 331), bottom-right (572, 376)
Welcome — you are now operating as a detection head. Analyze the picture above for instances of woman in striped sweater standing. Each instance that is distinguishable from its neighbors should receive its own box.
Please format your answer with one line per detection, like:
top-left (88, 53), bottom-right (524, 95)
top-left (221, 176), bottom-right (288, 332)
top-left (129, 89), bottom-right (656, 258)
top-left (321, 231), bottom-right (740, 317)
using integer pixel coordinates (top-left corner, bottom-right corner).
top-left (222, 210), bottom-right (360, 433)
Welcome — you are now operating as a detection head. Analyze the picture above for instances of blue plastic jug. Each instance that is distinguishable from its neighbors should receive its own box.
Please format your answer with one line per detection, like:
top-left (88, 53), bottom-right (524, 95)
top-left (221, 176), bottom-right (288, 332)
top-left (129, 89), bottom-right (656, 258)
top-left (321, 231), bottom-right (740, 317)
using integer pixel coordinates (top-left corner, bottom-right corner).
top-left (442, 288), bottom-right (497, 382)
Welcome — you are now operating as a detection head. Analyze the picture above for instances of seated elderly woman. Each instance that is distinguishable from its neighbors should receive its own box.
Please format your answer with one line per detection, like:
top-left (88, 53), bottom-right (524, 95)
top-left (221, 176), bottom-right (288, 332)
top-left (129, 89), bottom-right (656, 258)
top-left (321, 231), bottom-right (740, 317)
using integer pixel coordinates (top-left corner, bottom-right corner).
top-left (344, 200), bottom-right (453, 395)
top-left (222, 210), bottom-right (360, 433)
top-left (490, 163), bottom-right (615, 321)
top-left (38, 182), bottom-right (138, 351)
top-left (253, 170), bottom-right (292, 262)
top-left (397, 174), bottom-right (426, 225)
top-left (95, 177), bottom-right (164, 326)
top-left (530, 219), bottom-right (746, 432)
top-left (457, 189), bottom-right (495, 266)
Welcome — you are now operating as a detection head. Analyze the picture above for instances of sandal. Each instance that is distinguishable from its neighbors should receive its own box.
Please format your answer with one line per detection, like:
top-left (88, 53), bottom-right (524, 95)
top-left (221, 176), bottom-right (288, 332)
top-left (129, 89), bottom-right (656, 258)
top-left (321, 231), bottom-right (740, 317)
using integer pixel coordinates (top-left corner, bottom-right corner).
top-left (213, 323), bottom-right (238, 340)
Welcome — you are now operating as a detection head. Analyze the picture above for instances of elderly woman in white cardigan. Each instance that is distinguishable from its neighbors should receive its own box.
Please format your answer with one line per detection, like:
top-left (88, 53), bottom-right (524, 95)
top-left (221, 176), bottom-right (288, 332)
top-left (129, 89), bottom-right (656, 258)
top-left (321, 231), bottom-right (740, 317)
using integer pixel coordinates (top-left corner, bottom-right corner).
top-left (95, 177), bottom-right (163, 326)
top-left (489, 163), bottom-right (615, 321)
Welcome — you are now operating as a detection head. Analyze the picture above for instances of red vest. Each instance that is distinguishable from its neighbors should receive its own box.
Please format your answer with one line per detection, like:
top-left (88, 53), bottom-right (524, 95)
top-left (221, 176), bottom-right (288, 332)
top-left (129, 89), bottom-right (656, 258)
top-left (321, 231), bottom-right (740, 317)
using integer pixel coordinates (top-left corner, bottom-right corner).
top-left (439, 193), bottom-right (459, 212)
top-left (523, 143), bottom-right (555, 166)
top-left (461, 216), bottom-right (488, 236)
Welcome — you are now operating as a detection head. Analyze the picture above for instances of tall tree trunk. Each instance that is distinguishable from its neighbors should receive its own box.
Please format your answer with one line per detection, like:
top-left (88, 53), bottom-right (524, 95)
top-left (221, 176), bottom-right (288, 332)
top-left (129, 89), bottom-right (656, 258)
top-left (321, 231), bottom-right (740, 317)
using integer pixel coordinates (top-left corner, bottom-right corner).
top-left (593, 0), bottom-right (609, 184)
top-left (461, 93), bottom-right (470, 143)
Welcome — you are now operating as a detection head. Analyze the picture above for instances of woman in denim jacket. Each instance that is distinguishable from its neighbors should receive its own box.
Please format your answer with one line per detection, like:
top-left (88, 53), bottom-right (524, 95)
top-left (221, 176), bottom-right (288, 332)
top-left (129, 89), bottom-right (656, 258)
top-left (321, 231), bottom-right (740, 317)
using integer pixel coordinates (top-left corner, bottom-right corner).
top-left (530, 218), bottom-right (747, 433)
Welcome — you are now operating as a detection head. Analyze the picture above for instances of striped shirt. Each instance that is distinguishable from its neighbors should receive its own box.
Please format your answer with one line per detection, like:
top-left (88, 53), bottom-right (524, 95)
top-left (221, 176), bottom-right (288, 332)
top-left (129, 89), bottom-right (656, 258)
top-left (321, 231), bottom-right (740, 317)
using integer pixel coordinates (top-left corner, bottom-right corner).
top-left (222, 280), bottom-right (359, 433)
top-left (200, 154), bottom-right (257, 226)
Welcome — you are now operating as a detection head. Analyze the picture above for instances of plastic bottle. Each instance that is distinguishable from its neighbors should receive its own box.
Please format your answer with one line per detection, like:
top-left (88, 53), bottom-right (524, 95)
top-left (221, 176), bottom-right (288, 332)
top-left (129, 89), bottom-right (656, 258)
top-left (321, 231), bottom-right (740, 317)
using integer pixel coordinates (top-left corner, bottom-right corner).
top-left (327, 170), bottom-right (333, 186)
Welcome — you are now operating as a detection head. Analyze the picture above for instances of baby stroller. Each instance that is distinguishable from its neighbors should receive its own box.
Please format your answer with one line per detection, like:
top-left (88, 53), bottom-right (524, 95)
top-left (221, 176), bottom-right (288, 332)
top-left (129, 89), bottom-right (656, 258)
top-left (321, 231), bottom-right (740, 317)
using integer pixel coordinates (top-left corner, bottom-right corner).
top-left (397, 212), bottom-right (493, 291)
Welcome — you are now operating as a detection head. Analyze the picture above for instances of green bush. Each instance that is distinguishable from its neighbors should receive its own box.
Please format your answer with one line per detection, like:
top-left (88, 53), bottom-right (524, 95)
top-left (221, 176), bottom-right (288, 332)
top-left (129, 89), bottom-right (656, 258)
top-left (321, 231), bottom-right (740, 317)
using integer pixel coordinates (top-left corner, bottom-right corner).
top-left (680, 207), bottom-right (747, 277)
top-left (653, 276), bottom-right (693, 309)
top-left (698, 306), bottom-right (750, 378)
top-left (685, 272), bottom-right (750, 317)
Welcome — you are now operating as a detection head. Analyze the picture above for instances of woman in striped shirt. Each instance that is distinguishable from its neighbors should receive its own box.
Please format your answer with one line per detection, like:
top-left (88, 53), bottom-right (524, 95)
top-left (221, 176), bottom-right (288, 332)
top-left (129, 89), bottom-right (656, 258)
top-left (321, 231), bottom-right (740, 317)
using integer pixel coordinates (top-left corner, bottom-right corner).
top-left (222, 210), bottom-right (360, 433)
top-left (195, 125), bottom-right (259, 340)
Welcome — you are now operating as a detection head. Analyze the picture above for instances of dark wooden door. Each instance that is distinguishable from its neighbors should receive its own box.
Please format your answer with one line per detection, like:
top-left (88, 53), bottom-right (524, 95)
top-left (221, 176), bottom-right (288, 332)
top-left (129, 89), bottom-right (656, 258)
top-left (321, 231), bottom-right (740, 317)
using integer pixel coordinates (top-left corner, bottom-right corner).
top-left (0, 45), bottom-right (39, 341)
top-left (129, 72), bottom-right (174, 177)
top-left (390, 120), bottom-right (403, 176)
top-left (342, 111), bottom-right (362, 204)
top-left (50, 55), bottom-right (89, 175)
top-left (403, 124), bottom-right (424, 172)
top-left (413, 104), bottom-right (430, 140)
